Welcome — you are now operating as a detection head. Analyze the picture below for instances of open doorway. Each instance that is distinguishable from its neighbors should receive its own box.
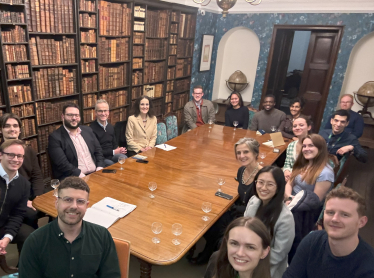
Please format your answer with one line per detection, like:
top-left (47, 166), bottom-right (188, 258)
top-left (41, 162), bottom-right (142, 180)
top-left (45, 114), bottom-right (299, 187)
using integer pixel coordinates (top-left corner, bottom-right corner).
top-left (262, 25), bottom-right (344, 131)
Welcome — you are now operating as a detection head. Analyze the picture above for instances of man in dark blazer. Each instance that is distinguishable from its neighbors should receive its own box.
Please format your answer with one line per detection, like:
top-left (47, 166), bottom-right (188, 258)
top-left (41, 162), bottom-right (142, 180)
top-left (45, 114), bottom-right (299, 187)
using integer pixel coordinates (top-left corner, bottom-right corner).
top-left (48, 103), bottom-right (105, 180)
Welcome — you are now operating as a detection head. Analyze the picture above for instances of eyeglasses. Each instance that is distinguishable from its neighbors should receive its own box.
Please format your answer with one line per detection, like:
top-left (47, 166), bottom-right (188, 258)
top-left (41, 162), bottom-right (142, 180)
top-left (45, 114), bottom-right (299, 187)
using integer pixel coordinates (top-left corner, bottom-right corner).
top-left (96, 110), bottom-right (109, 113)
top-left (58, 196), bottom-right (88, 206)
top-left (256, 180), bottom-right (276, 189)
top-left (340, 101), bottom-right (352, 104)
top-left (193, 93), bottom-right (203, 95)
top-left (2, 152), bottom-right (24, 160)
top-left (65, 114), bottom-right (80, 118)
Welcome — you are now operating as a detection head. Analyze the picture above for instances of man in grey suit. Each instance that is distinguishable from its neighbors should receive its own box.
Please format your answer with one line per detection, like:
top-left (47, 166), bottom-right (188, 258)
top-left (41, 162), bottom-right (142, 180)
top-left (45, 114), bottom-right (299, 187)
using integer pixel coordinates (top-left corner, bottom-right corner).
top-left (182, 85), bottom-right (215, 133)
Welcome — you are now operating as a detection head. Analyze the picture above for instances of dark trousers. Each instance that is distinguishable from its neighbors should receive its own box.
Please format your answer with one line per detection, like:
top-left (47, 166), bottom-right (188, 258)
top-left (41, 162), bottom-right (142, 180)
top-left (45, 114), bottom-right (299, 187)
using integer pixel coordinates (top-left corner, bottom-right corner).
top-left (0, 223), bottom-right (34, 253)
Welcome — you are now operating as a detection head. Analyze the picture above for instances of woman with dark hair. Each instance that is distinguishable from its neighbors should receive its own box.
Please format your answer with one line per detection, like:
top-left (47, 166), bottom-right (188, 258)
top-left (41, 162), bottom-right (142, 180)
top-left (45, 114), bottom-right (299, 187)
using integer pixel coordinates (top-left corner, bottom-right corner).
top-left (279, 97), bottom-right (305, 139)
top-left (125, 95), bottom-right (157, 156)
top-left (244, 166), bottom-right (295, 278)
top-left (213, 217), bottom-right (271, 278)
top-left (283, 115), bottom-right (312, 181)
top-left (225, 92), bottom-right (249, 129)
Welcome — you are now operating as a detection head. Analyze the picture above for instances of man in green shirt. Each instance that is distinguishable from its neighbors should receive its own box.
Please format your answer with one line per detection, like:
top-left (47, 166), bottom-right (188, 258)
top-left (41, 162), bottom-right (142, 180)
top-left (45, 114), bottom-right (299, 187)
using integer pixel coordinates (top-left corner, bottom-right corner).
top-left (18, 177), bottom-right (121, 278)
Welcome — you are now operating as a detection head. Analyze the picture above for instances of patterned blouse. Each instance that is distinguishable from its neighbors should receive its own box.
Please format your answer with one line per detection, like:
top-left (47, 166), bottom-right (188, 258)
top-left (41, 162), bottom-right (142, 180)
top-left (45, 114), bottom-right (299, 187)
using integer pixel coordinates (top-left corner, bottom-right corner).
top-left (283, 140), bottom-right (298, 173)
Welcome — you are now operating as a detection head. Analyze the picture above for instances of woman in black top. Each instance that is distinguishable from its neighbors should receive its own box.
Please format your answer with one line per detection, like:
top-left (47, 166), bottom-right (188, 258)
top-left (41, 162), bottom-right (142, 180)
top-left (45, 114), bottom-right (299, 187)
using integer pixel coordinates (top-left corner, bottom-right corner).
top-left (189, 137), bottom-right (262, 265)
top-left (225, 92), bottom-right (249, 129)
top-left (279, 97), bottom-right (305, 140)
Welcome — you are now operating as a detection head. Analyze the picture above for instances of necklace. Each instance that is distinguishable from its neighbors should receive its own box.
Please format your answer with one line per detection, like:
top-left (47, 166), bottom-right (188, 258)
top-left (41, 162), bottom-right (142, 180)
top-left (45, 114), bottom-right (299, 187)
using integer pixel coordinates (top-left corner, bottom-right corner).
top-left (242, 163), bottom-right (259, 184)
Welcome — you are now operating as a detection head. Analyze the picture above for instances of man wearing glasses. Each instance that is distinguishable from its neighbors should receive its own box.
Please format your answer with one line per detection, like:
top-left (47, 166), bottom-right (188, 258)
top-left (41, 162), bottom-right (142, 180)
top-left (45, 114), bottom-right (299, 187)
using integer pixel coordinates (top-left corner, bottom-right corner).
top-left (19, 177), bottom-right (120, 277)
top-left (48, 103), bottom-right (105, 180)
top-left (90, 99), bottom-right (127, 167)
top-left (0, 139), bottom-right (33, 255)
top-left (182, 85), bottom-right (215, 133)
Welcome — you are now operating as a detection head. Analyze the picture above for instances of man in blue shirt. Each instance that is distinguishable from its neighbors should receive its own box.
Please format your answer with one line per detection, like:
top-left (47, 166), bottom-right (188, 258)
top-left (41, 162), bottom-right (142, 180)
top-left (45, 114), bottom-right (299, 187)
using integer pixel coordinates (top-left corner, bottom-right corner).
top-left (319, 109), bottom-right (367, 163)
top-left (283, 186), bottom-right (374, 278)
top-left (324, 94), bottom-right (364, 138)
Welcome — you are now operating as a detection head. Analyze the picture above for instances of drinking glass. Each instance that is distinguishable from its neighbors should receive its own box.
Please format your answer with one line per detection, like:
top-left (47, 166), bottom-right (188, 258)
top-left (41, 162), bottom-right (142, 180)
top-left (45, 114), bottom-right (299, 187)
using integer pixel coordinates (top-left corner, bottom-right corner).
top-left (259, 152), bottom-right (267, 165)
top-left (217, 177), bottom-right (225, 192)
top-left (148, 182), bottom-right (157, 198)
top-left (202, 202), bottom-right (212, 221)
top-left (118, 157), bottom-right (125, 170)
top-left (271, 126), bottom-right (277, 132)
top-left (51, 179), bottom-right (60, 197)
top-left (233, 121), bottom-right (239, 131)
top-left (151, 222), bottom-right (162, 244)
top-left (172, 223), bottom-right (182, 245)
top-left (208, 119), bottom-right (213, 128)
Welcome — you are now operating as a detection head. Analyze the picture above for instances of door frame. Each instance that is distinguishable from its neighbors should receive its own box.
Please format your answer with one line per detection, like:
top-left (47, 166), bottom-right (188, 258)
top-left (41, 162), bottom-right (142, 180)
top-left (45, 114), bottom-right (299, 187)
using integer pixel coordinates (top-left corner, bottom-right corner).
top-left (261, 25), bottom-right (344, 130)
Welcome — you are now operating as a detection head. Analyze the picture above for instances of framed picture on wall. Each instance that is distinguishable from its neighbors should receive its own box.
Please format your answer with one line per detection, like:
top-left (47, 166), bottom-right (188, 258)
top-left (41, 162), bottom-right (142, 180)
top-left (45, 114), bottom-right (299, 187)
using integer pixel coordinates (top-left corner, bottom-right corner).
top-left (199, 34), bottom-right (214, 72)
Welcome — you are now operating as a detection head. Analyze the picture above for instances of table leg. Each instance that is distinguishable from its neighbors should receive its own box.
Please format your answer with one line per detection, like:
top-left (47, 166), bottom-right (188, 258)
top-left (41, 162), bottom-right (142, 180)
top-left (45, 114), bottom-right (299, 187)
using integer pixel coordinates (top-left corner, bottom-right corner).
top-left (138, 258), bottom-right (152, 278)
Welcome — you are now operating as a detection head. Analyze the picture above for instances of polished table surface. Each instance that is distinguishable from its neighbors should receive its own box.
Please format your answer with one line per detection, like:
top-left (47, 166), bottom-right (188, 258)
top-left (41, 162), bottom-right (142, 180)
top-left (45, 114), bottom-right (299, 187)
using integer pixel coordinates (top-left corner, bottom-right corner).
top-left (33, 124), bottom-right (289, 268)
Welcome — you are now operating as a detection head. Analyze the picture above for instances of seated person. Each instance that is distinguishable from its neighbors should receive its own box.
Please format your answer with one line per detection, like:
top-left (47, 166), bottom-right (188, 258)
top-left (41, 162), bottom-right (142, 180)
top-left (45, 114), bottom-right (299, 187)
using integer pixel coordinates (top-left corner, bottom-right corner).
top-left (0, 139), bottom-right (33, 255)
top-left (126, 95), bottom-right (157, 156)
top-left (48, 103), bottom-right (105, 180)
top-left (209, 217), bottom-right (271, 278)
top-left (283, 187), bottom-right (374, 278)
top-left (0, 113), bottom-right (44, 229)
top-left (283, 115), bottom-right (312, 181)
top-left (250, 94), bottom-right (286, 133)
top-left (225, 92), bottom-right (249, 129)
top-left (285, 134), bottom-right (334, 263)
top-left (90, 99), bottom-right (127, 166)
top-left (319, 109), bottom-right (367, 163)
top-left (182, 85), bottom-right (215, 133)
top-left (278, 97), bottom-right (307, 140)
top-left (324, 94), bottom-right (364, 138)
top-left (19, 177), bottom-right (121, 277)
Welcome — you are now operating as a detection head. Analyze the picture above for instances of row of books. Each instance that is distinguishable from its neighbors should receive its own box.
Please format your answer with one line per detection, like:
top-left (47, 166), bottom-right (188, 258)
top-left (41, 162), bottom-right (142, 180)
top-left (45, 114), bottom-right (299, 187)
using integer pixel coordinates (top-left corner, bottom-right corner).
top-left (99, 64), bottom-right (128, 90)
top-left (171, 11), bottom-right (179, 22)
top-left (176, 109), bottom-right (183, 127)
top-left (167, 67), bottom-right (175, 80)
top-left (81, 60), bottom-right (96, 73)
top-left (144, 61), bottom-right (165, 84)
top-left (165, 102), bottom-right (172, 114)
top-left (170, 34), bottom-right (177, 44)
top-left (169, 45), bottom-right (177, 55)
top-left (81, 30), bottom-right (96, 43)
top-left (30, 36), bottom-right (76, 65)
top-left (145, 39), bottom-right (167, 60)
top-left (134, 21), bottom-right (144, 31)
top-left (36, 99), bottom-right (78, 125)
top-left (170, 23), bottom-right (178, 34)
top-left (131, 86), bottom-right (142, 100)
top-left (175, 78), bottom-right (190, 93)
top-left (132, 70), bottom-right (142, 85)
top-left (146, 10), bottom-right (169, 38)
top-left (24, 138), bottom-right (38, 154)
top-left (133, 45), bottom-right (143, 57)
top-left (143, 84), bottom-right (162, 98)
top-left (133, 32), bottom-right (144, 44)
top-left (32, 68), bottom-right (77, 99)
top-left (22, 118), bottom-right (36, 138)
top-left (83, 108), bottom-right (95, 122)
top-left (83, 93), bottom-right (97, 108)
top-left (79, 0), bottom-right (95, 12)
top-left (179, 13), bottom-right (196, 39)
top-left (98, 37), bottom-right (129, 63)
top-left (100, 90), bottom-right (128, 109)
top-left (168, 56), bottom-right (176, 66)
top-left (82, 75), bottom-right (97, 93)
top-left (80, 13), bottom-right (96, 28)
top-left (11, 104), bottom-right (35, 118)
top-left (99, 1), bottom-right (131, 36)
top-left (81, 45), bottom-right (96, 58)
top-left (27, 0), bottom-right (74, 33)
top-left (0, 0), bottom-right (23, 4)
top-left (178, 40), bottom-right (193, 57)
top-left (176, 58), bottom-right (192, 78)
top-left (8, 85), bottom-right (32, 105)
top-left (109, 107), bottom-right (127, 125)
top-left (3, 45), bottom-right (27, 62)
top-left (152, 98), bottom-right (163, 116)
top-left (166, 80), bottom-right (174, 91)
top-left (133, 58), bottom-right (142, 69)
top-left (134, 6), bottom-right (145, 18)
top-left (0, 10), bottom-right (24, 23)
top-left (173, 92), bottom-right (189, 110)
top-left (6, 64), bottom-right (30, 80)
top-left (38, 123), bottom-right (60, 151)
top-left (165, 92), bottom-right (172, 103)
top-left (40, 153), bottom-right (51, 178)
top-left (1, 26), bottom-right (26, 43)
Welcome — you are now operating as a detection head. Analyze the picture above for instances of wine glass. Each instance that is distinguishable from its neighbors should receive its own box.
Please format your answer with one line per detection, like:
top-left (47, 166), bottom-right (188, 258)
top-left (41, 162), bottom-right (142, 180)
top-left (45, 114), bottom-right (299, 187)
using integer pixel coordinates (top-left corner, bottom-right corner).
top-left (51, 179), bottom-right (60, 197)
top-left (151, 222), bottom-right (162, 244)
top-left (217, 177), bottom-right (225, 193)
top-left (148, 182), bottom-right (157, 198)
top-left (202, 202), bottom-right (212, 221)
top-left (259, 152), bottom-right (267, 165)
top-left (172, 223), bottom-right (182, 245)
top-left (271, 126), bottom-right (277, 132)
top-left (208, 119), bottom-right (213, 128)
top-left (233, 121), bottom-right (239, 131)
top-left (118, 157), bottom-right (125, 170)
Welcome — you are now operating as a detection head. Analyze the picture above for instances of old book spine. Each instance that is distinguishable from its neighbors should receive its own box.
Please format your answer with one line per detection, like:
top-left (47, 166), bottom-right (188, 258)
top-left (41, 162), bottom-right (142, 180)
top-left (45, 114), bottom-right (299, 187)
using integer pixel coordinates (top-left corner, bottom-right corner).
top-left (58, 67), bottom-right (63, 95)
top-left (45, 0), bottom-right (50, 33)
top-left (49, 0), bottom-right (55, 33)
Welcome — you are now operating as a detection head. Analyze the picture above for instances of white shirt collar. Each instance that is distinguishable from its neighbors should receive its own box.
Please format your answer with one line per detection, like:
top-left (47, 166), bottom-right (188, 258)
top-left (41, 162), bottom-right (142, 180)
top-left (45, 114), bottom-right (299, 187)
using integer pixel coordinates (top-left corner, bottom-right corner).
top-left (0, 164), bottom-right (19, 185)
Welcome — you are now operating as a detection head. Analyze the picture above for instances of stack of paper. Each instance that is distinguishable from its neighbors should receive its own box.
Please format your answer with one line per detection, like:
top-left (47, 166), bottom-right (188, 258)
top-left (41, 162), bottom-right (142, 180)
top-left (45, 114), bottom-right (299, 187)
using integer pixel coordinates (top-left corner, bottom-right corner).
top-left (155, 144), bottom-right (177, 151)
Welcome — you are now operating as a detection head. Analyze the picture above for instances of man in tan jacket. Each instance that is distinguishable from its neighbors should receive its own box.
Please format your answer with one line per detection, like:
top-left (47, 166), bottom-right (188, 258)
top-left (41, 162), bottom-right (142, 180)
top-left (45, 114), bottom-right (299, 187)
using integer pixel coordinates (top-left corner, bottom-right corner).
top-left (182, 85), bottom-right (215, 133)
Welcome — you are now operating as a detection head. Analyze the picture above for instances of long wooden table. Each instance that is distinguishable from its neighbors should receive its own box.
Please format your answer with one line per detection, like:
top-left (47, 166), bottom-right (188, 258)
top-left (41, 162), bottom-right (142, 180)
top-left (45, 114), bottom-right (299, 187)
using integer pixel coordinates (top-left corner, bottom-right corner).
top-left (33, 124), bottom-right (289, 278)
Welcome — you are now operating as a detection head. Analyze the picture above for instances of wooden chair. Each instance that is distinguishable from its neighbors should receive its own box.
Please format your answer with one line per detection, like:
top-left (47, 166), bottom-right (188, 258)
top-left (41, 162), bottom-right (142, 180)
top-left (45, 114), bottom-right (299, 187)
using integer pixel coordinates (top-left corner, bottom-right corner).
top-left (247, 107), bottom-right (258, 129)
top-left (164, 112), bottom-right (178, 140)
top-left (0, 255), bottom-right (18, 275)
top-left (114, 120), bottom-right (128, 148)
top-left (113, 238), bottom-right (131, 278)
top-left (156, 121), bottom-right (167, 145)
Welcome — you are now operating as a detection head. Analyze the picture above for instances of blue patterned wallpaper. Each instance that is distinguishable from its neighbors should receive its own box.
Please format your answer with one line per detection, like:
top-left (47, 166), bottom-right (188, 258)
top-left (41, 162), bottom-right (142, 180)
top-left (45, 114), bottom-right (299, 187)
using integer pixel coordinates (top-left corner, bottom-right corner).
top-left (190, 12), bottom-right (374, 127)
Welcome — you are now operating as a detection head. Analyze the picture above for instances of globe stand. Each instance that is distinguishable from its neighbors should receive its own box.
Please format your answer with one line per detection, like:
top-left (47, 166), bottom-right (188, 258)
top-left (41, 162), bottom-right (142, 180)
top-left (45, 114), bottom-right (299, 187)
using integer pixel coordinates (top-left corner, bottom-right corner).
top-left (354, 93), bottom-right (374, 120)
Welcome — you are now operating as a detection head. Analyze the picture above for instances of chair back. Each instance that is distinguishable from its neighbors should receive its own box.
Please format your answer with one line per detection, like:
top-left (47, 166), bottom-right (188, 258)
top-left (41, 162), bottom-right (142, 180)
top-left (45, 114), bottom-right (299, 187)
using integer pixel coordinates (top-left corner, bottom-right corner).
top-left (165, 113), bottom-right (178, 140)
top-left (114, 120), bottom-right (127, 148)
top-left (156, 122), bottom-right (167, 145)
top-left (213, 102), bottom-right (219, 114)
top-left (113, 238), bottom-right (131, 278)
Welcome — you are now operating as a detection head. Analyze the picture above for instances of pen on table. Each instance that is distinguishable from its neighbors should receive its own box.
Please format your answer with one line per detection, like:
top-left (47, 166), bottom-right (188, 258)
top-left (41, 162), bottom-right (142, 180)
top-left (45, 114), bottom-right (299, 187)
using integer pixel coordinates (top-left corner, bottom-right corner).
top-left (164, 144), bottom-right (166, 149)
top-left (106, 205), bottom-right (119, 211)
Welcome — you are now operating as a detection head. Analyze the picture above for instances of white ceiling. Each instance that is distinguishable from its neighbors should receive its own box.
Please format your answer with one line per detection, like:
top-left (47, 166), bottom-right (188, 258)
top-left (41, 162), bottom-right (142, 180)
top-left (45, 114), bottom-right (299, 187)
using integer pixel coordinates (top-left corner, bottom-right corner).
top-left (162, 0), bottom-right (374, 13)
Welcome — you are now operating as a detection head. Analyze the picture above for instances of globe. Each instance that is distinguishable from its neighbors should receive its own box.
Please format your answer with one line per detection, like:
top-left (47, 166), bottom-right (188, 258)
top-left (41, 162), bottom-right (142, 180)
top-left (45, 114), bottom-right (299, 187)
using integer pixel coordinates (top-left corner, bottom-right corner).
top-left (356, 81), bottom-right (374, 107)
top-left (225, 70), bottom-right (249, 93)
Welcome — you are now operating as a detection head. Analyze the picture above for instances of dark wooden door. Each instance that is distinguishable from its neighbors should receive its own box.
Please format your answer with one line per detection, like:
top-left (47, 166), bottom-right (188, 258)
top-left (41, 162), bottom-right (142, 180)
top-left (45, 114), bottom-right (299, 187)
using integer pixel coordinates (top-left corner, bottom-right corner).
top-left (299, 31), bottom-right (342, 130)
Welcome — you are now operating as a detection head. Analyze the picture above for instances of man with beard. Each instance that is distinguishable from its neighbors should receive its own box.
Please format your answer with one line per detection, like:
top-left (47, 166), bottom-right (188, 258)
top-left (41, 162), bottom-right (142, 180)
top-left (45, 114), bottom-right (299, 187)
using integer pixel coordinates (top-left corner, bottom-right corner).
top-left (19, 177), bottom-right (120, 278)
top-left (250, 94), bottom-right (286, 133)
top-left (48, 103), bottom-right (105, 180)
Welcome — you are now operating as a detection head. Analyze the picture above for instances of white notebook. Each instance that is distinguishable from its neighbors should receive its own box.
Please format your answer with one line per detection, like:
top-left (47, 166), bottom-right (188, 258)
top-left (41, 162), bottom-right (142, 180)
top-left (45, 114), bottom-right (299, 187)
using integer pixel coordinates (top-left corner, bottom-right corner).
top-left (83, 197), bottom-right (137, 228)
